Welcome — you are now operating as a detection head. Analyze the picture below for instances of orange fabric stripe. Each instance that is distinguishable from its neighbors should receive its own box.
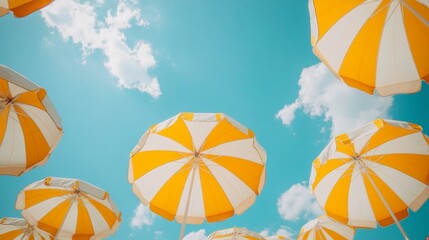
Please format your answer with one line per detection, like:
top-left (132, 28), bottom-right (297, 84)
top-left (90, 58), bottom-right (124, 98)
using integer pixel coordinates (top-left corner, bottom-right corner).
top-left (38, 199), bottom-right (73, 237)
top-left (24, 188), bottom-right (71, 208)
top-left (14, 105), bottom-right (50, 169)
top-left (324, 163), bottom-right (355, 224)
top-left (157, 117), bottom-right (194, 151)
top-left (199, 162), bottom-right (234, 222)
top-left (313, 0), bottom-right (365, 41)
top-left (335, 134), bottom-right (356, 157)
top-left (9, 0), bottom-right (53, 17)
top-left (150, 161), bottom-right (193, 220)
top-left (365, 154), bottom-right (429, 184)
top-left (360, 123), bottom-right (420, 155)
top-left (131, 150), bottom-right (192, 181)
top-left (300, 230), bottom-right (310, 240)
top-left (0, 78), bottom-right (11, 98)
top-left (13, 90), bottom-right (46, 110)
top-left (86, 197), bottom-right (119, 228)
top-left (73, 198), bottom-right (95, 238)
top-left (363, 170), bottom-right (408, 226)
top-left (338, 0), bottom-right (390, 90)
top-left (312, 158), bottom-right (351, 189)
top-left (201, 118), bottom-right (251, 152)
top-left (205, 154), bottom-right (264, 194)
top-left (324, 227), bottom-right (348, 240)
top-left (0, 105), bottom-right (10, 145)
top-left (0, 229), bottom-right (23, 239)
top-left (403, 0), bottom-right (429, 79)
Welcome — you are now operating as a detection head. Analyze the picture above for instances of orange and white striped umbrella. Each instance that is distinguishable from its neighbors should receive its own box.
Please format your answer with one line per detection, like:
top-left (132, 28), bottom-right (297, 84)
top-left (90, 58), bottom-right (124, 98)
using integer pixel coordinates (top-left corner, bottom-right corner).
top-left (309, 0), bottom-right (429, 96)
top-left (0, 65), bottom-right (62, 176)
top-left (0, 217), bottom-right (52, 240)
top-left (207, 227), bottom-right (265, 240)
top-left (129, 113), bottom-right (266, 239)
top-left (297, 216), bottom-right (355, 240)
top-left (0, 0), bottom-right (54, 18)
top-left (310, 119), bottom-right (429, 239)
top-left (15, 177), bottom-right (122, 240)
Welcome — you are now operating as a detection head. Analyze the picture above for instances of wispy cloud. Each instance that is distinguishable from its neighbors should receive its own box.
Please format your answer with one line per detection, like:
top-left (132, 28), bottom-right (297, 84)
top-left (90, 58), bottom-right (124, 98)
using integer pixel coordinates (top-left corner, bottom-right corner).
top-left (41, 0), bottom-right (161, 98)
top-left (277, 182), bottom-right (323, 221)
top-left (183, 229), bottom-right (207, 240)
top-left (130, 204), bottom-right (155, 229)
top-left (276, 63), bottom-right (393, 137)
top-left (260, 226), bottom-right (295, 240)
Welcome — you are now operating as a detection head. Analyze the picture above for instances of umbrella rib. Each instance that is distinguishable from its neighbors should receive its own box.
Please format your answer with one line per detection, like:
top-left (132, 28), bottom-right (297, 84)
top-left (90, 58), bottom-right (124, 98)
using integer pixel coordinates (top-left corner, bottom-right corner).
top-left (399, 0), bottom-right (429, 27)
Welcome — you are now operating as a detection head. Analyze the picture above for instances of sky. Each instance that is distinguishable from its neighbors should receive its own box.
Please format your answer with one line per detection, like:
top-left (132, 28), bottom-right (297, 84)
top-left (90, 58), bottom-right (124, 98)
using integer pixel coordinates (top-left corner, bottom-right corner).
top-left (0, 0), bottom-right (428, 239)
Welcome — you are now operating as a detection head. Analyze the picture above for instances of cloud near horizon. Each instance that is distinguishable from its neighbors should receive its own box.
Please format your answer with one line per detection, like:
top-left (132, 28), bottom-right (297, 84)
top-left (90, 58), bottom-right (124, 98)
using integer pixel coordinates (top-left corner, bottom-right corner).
top-left (130, 203), bottom-right (155, 229)
top-left (276, 63), bottom-right (393, 137)
top-left (277, 182), bottom-right (323, 222)
top-left (260, 226), bottom-right (295, 240)
top-left (183, 229), bottom-right (207, 240)
top-left (41, 0), bottom-right (161, 98)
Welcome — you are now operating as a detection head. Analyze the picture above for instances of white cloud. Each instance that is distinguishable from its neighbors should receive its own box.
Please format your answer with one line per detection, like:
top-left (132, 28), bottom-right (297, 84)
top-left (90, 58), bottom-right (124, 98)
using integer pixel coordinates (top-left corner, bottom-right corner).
top-left (260, 227), bottom-right (295, 240)
top-left (276, 63), bottom-right (393, 137)
top-left (183, 229), bottom-right (207, 240)
top-left (130, 204), bottom-right (155, 229)
top-left (277, 182), bottom-right (323, 221)
top-left (41, 0), bottom-right (161, 98)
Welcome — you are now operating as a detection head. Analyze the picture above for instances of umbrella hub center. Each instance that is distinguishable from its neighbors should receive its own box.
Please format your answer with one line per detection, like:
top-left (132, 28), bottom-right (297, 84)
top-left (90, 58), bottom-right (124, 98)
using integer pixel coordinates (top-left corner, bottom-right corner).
top-left (353, 155), bottom-right (368, 172)
top-left (0, 96), bottom-right (11, 111)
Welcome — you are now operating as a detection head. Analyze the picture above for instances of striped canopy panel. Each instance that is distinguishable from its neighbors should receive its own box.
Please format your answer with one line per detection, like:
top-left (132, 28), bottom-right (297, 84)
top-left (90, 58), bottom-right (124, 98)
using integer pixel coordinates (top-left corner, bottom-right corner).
top-left (310, 119), bottom-right (429, 228)
top-left (0, 65), bottom-right (62, 176)
top-left (0, 218), bottom-right (52, 240)
top-left (207, 227), bottom-right (266, 240)
top-left (15, 177), bottom-right (122, 240)
top-left (297, 216), bottom-right (355, 240)
top-left (129, 113), bottom-right (267, 224)
top-left (309, 0), bottom-right (429, 96)
top-left (0, 0), bottom-right (54, 18)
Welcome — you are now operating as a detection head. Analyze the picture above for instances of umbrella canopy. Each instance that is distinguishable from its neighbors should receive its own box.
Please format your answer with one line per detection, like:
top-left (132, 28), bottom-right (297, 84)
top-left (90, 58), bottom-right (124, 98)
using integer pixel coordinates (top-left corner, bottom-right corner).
top-left (0, 0), bottom-right (54, 18)
top-left (15, 177), bottom-right (122, 240)
top-left (297, 216), bottom-right (355, 240)
top-left (310, 119), bottom-right (429, 239)
top-left (0, 217), bottom-right (52, 240)
top-left (266, 235), bottom-right (291, 240)
top-left (0, 65), bottom-right (62, 176)
top-left (129, 113), bottom-right (267, 238)
top-left (309, 0), bottom-right (429, 96)
top-left (207, 227), bottom-right (265, 240)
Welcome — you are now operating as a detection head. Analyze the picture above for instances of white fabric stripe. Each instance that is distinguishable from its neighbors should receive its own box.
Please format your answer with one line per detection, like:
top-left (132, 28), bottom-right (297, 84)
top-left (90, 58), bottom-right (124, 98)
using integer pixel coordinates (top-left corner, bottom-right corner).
top-left (346, 123), bottom-right (379, 154)
top-left (59, 199), bottom-right (78, 236)
top-left (17, 104), bottom-right (61, 147)
top-left (347, 164), bottom-right (377, 228)
top-left (204, 158), bottom-right (255, 213)
top-left (139, 133), bottom-right (192, 153)
top-left (322, 217), bottom-right (354, 238)
top-left (320, 228), bottom-right (334, 240)
top-left (83, 197), bottom-right (110, 236)
top-left (308, 0), bottom-right (318, 43)
top-left (0, 65), bottom-right (39, 91)
top-left (154, 114), bottom-right (180, 132)
top-left (417, 0), bottom-right (429, 7)
top-left (184, 120), bottom-right (218, 151)
top-left (317, 0), bottom-right (382, 71)
top-left (134, 156), bottom-right (192, 202)
top-left (313, 162), bottom-right (352, 206)
top-left (364, 132), bottom-right (429, 156)
top-left (317, 141), bottom-right (350, 164)
top-left (0, 107), bottom-right (26, 167)
top-left (366, 161), bottom-right (427, 205)
top-left (190, 113), bottom-right (218, 122)
top-left (41, 96), bottom-right (62, 129)
top-left (25, 196), bottom-right (69, 221)
top-left (376, 1), bottom-right (420, 87)
top-left (8, 83), bottom-right (27, 97)
top-left (175, 167), bottom-right (205, 219)
top-left (202, 138), bottom-right (264, 164)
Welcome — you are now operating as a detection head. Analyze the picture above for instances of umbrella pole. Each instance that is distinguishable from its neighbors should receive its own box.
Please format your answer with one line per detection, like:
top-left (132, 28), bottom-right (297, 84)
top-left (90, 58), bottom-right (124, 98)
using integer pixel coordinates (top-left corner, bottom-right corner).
top-left (179, 166), bottom-right (197, 240)
top-left (366, 173), bottom-right (409, 240)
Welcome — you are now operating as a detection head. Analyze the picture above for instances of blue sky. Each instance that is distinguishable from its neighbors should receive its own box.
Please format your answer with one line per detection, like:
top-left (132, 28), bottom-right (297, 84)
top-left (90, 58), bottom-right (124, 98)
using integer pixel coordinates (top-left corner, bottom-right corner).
top-left (0, 0), bottom-right (428, 239)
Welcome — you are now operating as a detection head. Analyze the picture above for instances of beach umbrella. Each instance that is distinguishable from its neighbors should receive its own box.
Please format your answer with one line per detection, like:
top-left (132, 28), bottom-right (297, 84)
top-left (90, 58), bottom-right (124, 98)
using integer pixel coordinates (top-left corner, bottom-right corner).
top-left (0, 65), bottom-right (62, 176)
top-left (266, 235), bottom-right (291, 240)
top-left (0, 217), bottom-right (52, 240)
top-left (308, 0), bottom-right (429, 96)
top-left (15, 177), bottom-right (122, 239)
top-left (207, 227), bottom-right (265, 240)
top-left (0, 0), bottom-right (54, 18)
top-left (310, 119), bottom-right (429, 239)
top-left (297, 216), bottom-right (355, 240)
top-left (129, 113), bottom-right (267, 239)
